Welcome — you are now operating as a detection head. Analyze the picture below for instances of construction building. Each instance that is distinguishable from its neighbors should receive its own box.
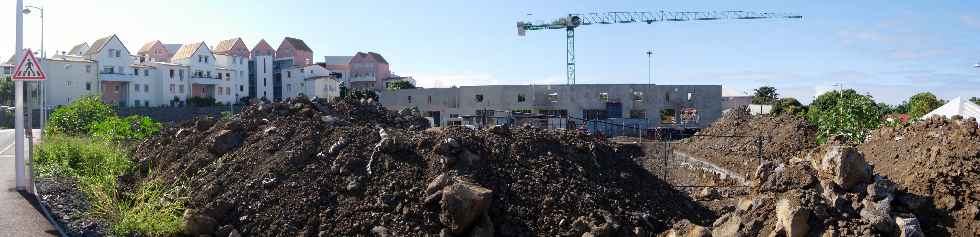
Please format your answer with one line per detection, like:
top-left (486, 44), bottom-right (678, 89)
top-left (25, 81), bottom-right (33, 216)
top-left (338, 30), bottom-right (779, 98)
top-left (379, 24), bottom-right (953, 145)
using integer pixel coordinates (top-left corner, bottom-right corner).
top-left (380, 84), bottom-right (722, 133)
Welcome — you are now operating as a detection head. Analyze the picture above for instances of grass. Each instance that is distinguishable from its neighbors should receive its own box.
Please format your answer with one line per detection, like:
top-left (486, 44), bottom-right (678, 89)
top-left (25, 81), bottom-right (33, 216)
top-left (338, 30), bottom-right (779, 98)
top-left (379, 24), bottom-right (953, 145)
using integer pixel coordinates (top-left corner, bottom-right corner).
top-left (34, 134), bottom-right (186, 236)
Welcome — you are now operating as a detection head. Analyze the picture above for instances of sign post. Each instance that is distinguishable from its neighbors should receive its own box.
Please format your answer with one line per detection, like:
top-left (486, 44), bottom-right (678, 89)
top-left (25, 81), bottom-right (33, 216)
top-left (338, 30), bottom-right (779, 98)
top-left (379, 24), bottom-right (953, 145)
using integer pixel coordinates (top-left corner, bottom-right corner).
top-left (14, 0), bottom-right (26, 191)
top-left (12, 48), bottom-right (46, 191)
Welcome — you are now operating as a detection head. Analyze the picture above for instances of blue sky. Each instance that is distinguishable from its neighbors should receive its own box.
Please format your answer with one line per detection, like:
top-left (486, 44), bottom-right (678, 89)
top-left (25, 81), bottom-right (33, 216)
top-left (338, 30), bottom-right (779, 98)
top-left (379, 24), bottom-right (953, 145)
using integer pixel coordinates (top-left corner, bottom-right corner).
top-left (5, 0), bottom-right (980, 104)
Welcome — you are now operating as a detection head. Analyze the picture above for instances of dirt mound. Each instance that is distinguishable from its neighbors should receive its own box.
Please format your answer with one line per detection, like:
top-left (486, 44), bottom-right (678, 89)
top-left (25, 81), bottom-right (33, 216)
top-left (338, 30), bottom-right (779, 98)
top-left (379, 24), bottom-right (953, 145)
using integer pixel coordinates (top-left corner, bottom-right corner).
top-left (859, 116), bottom-right (980, 236)
top-left (123, 96), bottom-right (714, 236)
top-left (675, 107), bottom-right (818, 177)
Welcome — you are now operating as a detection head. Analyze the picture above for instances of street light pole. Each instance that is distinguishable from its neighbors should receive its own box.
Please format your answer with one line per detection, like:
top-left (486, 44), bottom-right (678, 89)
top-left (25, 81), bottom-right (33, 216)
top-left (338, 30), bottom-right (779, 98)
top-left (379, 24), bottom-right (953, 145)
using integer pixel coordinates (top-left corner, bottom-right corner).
top-left (646, 50), bottom-right (653, 86)
top-left (23, 5), bottom-right (44, 135)
top-left (14, 0), bottom-right (27, 191)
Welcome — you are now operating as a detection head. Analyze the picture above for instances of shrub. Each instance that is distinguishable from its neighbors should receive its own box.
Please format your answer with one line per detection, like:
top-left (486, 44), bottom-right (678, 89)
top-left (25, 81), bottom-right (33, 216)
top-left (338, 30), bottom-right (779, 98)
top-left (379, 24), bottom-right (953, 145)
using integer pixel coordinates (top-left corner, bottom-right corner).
top-left (808, 90), bottom-right (884, 144)
top-left (46, 95), bottom-right (115, 136)
top-left (112, 179), bottom-right (186, 235)
top-left (34, 135), bottom-right (130, 178)
top-left (89, 115), bottom-right (163, 142)
top-left (187, 96), bottom-right (217, 107)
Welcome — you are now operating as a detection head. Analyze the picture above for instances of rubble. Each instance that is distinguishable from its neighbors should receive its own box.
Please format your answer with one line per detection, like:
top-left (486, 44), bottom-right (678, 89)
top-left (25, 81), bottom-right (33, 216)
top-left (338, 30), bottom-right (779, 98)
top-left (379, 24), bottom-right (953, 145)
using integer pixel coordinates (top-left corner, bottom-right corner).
top-left (103, 96), bottom-right (715, 236)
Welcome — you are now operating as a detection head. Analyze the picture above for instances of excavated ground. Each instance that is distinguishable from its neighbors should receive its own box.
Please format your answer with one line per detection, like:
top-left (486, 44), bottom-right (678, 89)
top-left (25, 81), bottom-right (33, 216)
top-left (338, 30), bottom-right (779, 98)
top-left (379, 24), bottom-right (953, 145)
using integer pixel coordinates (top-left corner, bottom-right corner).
top-left (113, 96), bottom-right (716, 236)
top-left (673, 107), bottom-right (819, 177)
top-left (860, 116), bottom-right (980, 236)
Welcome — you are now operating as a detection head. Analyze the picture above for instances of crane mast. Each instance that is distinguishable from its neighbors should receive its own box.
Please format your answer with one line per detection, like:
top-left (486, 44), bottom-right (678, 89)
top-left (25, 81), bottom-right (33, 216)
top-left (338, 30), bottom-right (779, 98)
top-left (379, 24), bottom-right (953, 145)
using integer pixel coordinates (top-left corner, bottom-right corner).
top-left (518, 11), bottom-right (802, 85)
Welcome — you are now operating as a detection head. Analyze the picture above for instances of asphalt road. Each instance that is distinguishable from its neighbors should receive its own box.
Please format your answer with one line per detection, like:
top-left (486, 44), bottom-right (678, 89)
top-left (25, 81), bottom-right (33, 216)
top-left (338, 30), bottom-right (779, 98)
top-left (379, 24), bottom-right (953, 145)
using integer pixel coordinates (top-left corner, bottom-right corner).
top-left (0, 129), bottom-right (58, 236)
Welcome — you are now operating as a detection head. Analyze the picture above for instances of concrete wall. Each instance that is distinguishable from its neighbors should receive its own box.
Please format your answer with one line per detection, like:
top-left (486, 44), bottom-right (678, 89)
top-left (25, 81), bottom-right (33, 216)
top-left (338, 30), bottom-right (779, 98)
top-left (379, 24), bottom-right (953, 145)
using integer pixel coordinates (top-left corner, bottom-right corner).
top-left (40, 59), bottom-right (98, 107)
top-left (249, 55), bottom-right (274, 100)
top-left (380, 84), bottom-right (723, 128)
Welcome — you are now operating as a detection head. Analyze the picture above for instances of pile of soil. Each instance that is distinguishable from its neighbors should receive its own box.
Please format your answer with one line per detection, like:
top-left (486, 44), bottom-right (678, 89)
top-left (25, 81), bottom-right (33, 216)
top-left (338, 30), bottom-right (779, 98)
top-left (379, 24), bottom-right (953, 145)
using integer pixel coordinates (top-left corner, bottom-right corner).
top-left (115, 96), bottom-right (714, 236)
top-left (860, 116), bottom-right (980, 236)
top-left (674, 106), bottom-right (818, 177)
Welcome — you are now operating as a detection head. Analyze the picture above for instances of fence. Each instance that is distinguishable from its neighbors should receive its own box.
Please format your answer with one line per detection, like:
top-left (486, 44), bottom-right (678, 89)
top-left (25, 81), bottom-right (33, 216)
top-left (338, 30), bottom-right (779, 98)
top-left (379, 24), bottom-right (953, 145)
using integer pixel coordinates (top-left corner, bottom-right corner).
top-left (648, 132), bottom-right (769, 189)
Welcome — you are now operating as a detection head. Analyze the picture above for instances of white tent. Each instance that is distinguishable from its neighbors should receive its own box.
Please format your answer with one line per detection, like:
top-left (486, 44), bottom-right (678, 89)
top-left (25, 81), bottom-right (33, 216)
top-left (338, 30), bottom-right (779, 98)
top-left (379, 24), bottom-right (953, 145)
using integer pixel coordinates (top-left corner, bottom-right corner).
top-left (922, 97), bottom-right (980, 120)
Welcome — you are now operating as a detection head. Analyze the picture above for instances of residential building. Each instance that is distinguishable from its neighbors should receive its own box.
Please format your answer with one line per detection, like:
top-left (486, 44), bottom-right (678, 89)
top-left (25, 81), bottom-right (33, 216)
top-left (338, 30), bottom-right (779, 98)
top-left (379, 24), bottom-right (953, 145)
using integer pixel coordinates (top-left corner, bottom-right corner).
top-left (379, 84), bottom-right (722, 131)
top-left (280, 64), bottom-right (341, 99)
top-left (1, 55), bottom-right (13, 80)
top-left (249, 39), bottom-right (275, 100)
top-left (213, 38), bottom-right (251, 103)
top-left (321, 52), bottom-right (392, 90)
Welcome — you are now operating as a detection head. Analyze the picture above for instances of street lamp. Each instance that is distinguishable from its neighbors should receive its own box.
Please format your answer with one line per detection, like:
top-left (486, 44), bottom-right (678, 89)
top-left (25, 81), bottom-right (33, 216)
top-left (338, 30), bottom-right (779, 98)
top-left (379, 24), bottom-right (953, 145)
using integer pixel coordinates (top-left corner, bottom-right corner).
top-left (22, 5), bottom-right (46, 133)
top-left (646, 50), bottom-right (653, 86)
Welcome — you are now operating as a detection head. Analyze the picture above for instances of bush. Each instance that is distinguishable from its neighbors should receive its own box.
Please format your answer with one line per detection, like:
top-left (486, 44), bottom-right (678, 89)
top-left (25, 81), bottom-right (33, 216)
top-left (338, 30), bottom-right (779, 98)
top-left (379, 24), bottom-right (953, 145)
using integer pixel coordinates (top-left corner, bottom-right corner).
top-left (89, 115), bottom-right (163, 142)
top-left (808, 89), bottom-right (884, 144)
top-left (34, 135), bottom-right (130, 178)
top-left (47, 95), bottom-right (115, 136)
top-left (187, 96), bottom-right (217, 107)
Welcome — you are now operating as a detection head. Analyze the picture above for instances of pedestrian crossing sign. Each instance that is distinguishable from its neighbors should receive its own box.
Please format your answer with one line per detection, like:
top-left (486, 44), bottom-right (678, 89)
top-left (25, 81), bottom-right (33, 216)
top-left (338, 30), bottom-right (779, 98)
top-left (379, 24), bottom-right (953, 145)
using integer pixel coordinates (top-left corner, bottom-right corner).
top-left (12, 49), bottom-right (45, 81)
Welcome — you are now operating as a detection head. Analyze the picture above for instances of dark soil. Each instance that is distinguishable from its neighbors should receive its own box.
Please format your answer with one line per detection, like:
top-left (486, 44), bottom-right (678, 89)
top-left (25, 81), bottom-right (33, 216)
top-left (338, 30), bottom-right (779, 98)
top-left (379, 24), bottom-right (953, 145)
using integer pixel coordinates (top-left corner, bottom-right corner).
top-left (119, 96), bottom-right (714, 236)
top-left (859, 116), bottom-right (980, 236)
top-left (674, 107), bottom-right (818, 177)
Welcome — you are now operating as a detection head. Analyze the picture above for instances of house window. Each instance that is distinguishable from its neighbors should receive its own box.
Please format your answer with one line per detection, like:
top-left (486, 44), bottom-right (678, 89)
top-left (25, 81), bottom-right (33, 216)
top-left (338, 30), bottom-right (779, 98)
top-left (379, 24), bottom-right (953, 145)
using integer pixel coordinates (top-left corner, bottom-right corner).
top-left (86, 82), bottom-right (91, 91)
top-left (145, 101), bottom-right (149, 107)
top-left (134, 68), bottom-right (140, 75)
top-left (226, 73), bottom-right (231, 81)
top-left (240, 85), bottom-right (244, 92)
top-left (206, 71), bottom-right (211, 78)
top-left (227, 87), bottom-right (231, 95)
top-left (287, 71), bottom-right (291, 78)
top-left (205, 57), bottom-right (209, 63)
top-left (217, 73), bottom-right (222, 79)
top-left (85, 65), bottom-right (91, 73)
top-left (218, 87), bottom-right (223, 94)
top-left (427, 96), bottom-right (433, 104)
top-left (103, 66), bottom-right (114, 74)
top-left (66, 81), bottom-right (71, 87)
top-left (135, 100), bottom-right (141, 106)
top-left (115, 50), bottom-right (121, 57)
top-left (179, 85), bottom-right (185, 93)
top-left (263, 78), bottom-right (267, 86)
top-left (599, 92), bottom-right (609, 102)
top-left (517, 94), bottom-right (526, 102)
top-left (629, 109), bottom-right (646, 119)
top-left (687, 92), bottom-right (695, 101)
top-left (660, 109), bottom-right (676, 124)
top-left (475, 94), bottom-right (484, 103)
top-left (114, 85), bottom-right (120, 93)
top-left (144, 84), bottom-right (149, 92)
top-left (583, 109), bottom-right (607, 120)
top-left (632, 91), bottom-right (643, 102)
top-left (547, 91), bottom-right (560, 103)
top-left (179, 70), bottom-right (184, 79)
top-left (681, 108), bottom-right (699, 123)
top-left (170, 84), bottom-right (175, 92)
top-left (407, 96), bottom-right (412, 103)
top-left (665, 93), bottom-right (670, 103)
top-left (286, 84), bottom-right (292, 92)
top-left (170, 69), bottom-right (175, 78)
top-left (144, 69), bottom-right (149, 77)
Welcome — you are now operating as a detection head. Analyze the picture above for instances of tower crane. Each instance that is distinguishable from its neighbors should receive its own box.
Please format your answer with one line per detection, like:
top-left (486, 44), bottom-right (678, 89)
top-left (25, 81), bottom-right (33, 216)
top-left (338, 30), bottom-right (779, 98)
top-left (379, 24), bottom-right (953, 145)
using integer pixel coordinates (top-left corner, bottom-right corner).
top-left (518, 11), bottom-right (802, 85)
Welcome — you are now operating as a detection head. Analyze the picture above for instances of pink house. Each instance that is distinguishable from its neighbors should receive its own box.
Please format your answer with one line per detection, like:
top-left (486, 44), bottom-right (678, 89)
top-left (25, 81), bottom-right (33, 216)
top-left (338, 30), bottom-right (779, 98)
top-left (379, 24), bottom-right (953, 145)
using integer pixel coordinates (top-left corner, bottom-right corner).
top-left (275, 37), bottom-right (313, 65)
top-left (252, 39), bottom-right (275, 56)
top-left (137, 40), bottom-right (175, 63)
top-left (213, 38), bottom-right (251, 58)
top-left (321, 52), bottom-right (391, 90)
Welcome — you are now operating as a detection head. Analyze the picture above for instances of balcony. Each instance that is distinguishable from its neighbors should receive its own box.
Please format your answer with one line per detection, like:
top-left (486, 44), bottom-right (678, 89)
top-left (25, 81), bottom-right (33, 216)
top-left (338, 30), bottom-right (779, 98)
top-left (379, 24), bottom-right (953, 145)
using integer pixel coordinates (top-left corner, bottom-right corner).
top-left (191, 76), bottom-right (222, 85)
top-left (99, 72), bottom-right (135, 82)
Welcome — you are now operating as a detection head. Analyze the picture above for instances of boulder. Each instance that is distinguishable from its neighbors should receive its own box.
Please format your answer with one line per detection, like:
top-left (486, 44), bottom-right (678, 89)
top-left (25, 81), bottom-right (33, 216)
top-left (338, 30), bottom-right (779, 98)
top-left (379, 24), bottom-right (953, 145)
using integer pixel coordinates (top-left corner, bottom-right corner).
top-left (425, 174), bottom-right (454, 196)
top-left (209, 130), bottom-right (244, 155)
top-left (776, 198), bottom-right (811, 237)
top-left (859, 197), bottom-right (894, 233)
top-left (894, 216), bottom-right (924, 237)
top-left (434, 138), bottom-right (462, 156)
top-left (371, 226), bottom-right (394, 237)
top-left (819, 146), bottom-right (872, 191)
top-left (439, 181), bottom-right (493, 234)
top-left (469, 212), bottom-right (495, 237)
top-left (712, 213), bottom-right (742, 237)
top-left (182, 209), bottom-right (217, 236)
top-left (662, 220), bottom-right (712, 237)
top-left (866, 176), bottom-right (896, 201)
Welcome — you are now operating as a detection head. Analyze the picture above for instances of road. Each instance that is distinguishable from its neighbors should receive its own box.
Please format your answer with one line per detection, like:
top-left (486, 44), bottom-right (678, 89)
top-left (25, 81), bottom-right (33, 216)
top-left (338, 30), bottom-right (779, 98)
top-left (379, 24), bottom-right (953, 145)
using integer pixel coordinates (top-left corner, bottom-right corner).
top-left (0, 129), bottom-right (58, 236)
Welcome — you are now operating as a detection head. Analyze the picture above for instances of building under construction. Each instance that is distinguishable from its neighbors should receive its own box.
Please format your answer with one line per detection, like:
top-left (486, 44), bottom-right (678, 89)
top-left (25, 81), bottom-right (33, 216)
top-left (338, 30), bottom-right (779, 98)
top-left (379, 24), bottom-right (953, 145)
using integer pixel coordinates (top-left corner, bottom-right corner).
top-left (379, 84), bottom-right (721, 135)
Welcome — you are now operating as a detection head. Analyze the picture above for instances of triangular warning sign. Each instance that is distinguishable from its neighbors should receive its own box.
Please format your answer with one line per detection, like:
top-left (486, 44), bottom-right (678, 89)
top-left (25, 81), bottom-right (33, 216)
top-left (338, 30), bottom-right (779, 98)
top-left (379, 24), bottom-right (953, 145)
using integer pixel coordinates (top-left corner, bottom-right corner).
top-left (12, 49), bottom-right (46, 81)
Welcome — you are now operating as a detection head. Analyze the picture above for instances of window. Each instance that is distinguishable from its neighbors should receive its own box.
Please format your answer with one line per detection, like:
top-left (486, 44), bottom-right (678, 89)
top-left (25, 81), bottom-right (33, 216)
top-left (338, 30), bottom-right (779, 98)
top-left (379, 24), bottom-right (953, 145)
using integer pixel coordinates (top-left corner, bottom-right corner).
top-left (85, 65), bottom-right (91, 73)
top-left (179, 85), bottom-right (185, 93)
top-left (540, 109), bottom-right (568, 118)
top-left (547, 91), bottom-right (560, 103)
top-left (629, 110), bottom-right (646, 119)
top-left (206, 71), bottom-right (211, 78)
top-left (66, 81), bottom-right (71, 87)
top-left (681, 108), bottom-right (699, 123)
top-left (134, 68), bottom-right (139, 75)
top-left (665, 93), bottom-right (670, 103)
top-left (287, 71), bottom-right (291, 78)
top-left (86, 82), bottom-right (91, 91)
top-left (114, 85), bottom-right (120, 93)
top-left (286, 84), bottom-right (292, 92)
top-left (227, 87), bottom-right (231, 95)
top-left (407, 96), bottom-right (412, 103)
top-left (427, 96), bottom-right (432, 104)
top-left (660, 109), bottom-right (676, 124)
top-left (687, 92), bottom-right (695, 101)
top-left (170, 69), bottom-right (175, 78)
top-left (240, 85), bottom-right (244, 92)
top-left (179, 70), bottom-right (184, 80)
top-left (115, 50), bottom-right (121, 58)
top-left (218, 87), bottom-right (223, 94)
top-left (263, 58), bottom-right (267, 73)
top-left (583, 109), bottom-right (608, 120)
top-left (144, 69), bottom-right (149, 77)
top-left (108, 49), bottom-right (115, 57)
top-left (226, 73), bottom-right (231, 81)
top-left (144, 84), bottom-right (149, 92)
top-left (135, 100), bottom-right (141, 106)
top-left (145, 101), bottom-right (149, 107)
top-left (170, 84), bottom-right (175, 92)
top-left (475, 94), bottom-right (484, 103)
top-left (103, 66), bottom-right (114, 74)
top-left (632, 91), bottom-right (643, 102)
top-left (205, 56), bottom-right (208, 63)
top-left (517, 94), bottom-right (526, 103)
top-left (217, 73), bottom-right (223, 79)
top-left (599, 92), bottom-right (609, 102)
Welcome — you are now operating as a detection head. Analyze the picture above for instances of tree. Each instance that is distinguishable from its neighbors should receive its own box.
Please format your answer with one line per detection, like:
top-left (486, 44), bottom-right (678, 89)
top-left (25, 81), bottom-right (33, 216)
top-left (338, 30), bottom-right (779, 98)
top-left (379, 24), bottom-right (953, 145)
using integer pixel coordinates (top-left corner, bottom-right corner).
top-left (906, 92), bottom-right (942, 118)
top-left (773, 97), bottom-right (803, 115)
top-left (970, 97), bottom-right (980, 106)
top-left (751, 86), bottom-right (778, 104)
top-left (808, 89), bottom-right (884, 144)
top-left (387, 80), bottom-right (416, 91)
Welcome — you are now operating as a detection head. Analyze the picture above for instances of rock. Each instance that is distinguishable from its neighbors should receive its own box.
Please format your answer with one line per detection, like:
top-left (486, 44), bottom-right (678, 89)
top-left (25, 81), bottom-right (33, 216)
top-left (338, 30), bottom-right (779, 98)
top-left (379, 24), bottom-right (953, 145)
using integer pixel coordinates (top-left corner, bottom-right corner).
top-left (228, 229), bottom-right (242, 237)
top-left (820, 146), bottom-right (872, 191)
top-left (439, 181), bottom-right (493, 235)
top-left (209, 130), bottom-right (244, 155)
top-left (371, 226), bottom-right (393, 237)
top-left (327, 138), bottom-right (348, 155)
top-left (425, 174), bottom-right (454, 196)
top-left (488, 124), bottom-right (510, 135)
top-left (866, 176), bottom-right (896, 201)
top-left (697, 188), bottom-right (718, 200)
top-left (712, 213), bottom-right (742, 237)
top-left (663, 220), bottom-right (712, 237)
top-left (321, 115), bottom-right (338, 124)
top-left (434, 138), bottom-right (462, 156)
top-left (859, 197), bottom-right (894, 233)
top-left (195, 118), bottom-right (215, 131)
top-left (470, 212), bottom-right (494, 237)
top-left (776, 198), bottom-right (811, 237)
top-left (894, 216), bottom-right (924, 237)
top-left (935, 195), bottom-right (958, 211)
top-left (183, 209), bottom-right (217, 236)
